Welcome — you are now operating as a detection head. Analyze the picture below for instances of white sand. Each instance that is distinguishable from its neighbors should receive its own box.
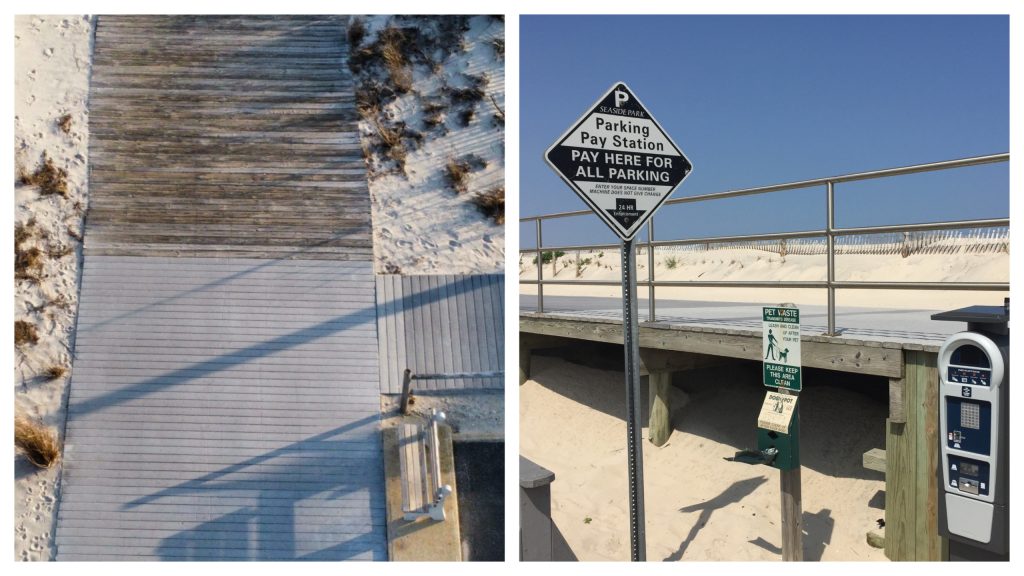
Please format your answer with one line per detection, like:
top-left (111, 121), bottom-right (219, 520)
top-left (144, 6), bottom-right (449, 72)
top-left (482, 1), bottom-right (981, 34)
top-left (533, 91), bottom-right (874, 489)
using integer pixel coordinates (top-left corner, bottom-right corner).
top-left (521, 355), bottom-right (888, 561)
top-left (353, 16), bottom-right (505, 275)
top-left (13, 15), bottom-right (94, 562)
top-left (520, 244), bottom-right (1008, 310)
top-left (381, 392), bottom-right (504, 442)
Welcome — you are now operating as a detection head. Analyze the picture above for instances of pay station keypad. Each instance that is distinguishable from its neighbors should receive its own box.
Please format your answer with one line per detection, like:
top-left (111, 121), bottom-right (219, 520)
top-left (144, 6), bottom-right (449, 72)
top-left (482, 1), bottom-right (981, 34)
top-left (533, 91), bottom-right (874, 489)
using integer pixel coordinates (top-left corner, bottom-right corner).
top-left (961, 402), bottom-right (981, 429)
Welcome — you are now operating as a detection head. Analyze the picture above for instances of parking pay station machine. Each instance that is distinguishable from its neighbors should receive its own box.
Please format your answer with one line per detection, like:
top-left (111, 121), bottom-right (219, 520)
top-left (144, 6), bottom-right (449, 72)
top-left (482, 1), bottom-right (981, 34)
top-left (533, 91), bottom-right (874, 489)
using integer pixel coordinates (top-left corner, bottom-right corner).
top-left (932, 303), bottom-right (1009, 561)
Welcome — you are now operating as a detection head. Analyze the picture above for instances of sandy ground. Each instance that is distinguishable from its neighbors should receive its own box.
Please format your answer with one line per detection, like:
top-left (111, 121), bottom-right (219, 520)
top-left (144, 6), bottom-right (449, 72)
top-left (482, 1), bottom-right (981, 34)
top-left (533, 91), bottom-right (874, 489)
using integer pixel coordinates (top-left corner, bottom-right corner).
top-left (381, 392), bottom-right (504, 442)
top-left (13, 15), bottom-right (93, 562)
top-left (352, 15), bottom-right (504, 275)
top-left (520, 354), bottom-right (888, 562)
top-left (520, 247), bottom-right (1008, 310)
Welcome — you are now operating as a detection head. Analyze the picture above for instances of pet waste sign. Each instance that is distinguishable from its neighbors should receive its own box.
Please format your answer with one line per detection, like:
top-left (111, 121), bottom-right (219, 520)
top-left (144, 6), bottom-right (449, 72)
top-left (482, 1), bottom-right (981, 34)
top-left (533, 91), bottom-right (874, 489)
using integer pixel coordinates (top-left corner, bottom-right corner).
top-left (763, 306), bottom-right (801, 391)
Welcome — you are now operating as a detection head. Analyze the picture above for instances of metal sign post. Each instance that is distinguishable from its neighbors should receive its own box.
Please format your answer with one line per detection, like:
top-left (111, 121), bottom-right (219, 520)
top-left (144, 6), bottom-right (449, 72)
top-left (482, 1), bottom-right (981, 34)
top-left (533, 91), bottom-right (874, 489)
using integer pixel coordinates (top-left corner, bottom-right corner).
top-left (545, 81), bottom-right (692, 562)
top-left (621, 237), bottom-right (646, 561)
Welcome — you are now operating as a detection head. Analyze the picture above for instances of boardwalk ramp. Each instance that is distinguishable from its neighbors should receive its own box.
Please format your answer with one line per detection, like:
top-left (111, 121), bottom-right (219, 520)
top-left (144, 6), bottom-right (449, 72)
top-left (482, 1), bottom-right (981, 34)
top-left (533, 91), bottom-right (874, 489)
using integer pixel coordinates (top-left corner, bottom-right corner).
top-left (376, 275), bottom-right (504, 393)
top-left (55, 15), bottom-right (386, 560)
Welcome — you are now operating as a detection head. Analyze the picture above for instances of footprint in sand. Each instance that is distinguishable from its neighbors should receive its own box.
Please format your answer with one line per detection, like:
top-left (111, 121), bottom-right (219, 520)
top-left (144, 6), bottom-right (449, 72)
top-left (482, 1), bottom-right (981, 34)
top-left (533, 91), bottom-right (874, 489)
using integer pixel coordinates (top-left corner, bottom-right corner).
top-left (420, 238), bottom-right (438, 250)
top-left (449, 240), bottom-right (461, 249)
top-left (379, 228), bottom-right (393, 239)
top-left (43, 47), bottom-right (53, 58)
top-left (396, 239), bottom-right (413, 248)
top-left (483, 234), bottom-right (493, 244)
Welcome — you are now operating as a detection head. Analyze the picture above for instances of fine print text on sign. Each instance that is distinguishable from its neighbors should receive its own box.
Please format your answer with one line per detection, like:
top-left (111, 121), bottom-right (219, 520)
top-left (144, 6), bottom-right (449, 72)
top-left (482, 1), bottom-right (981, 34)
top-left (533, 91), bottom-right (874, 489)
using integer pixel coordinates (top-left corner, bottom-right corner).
top-left (758, 391), bottom-right (798, 434)
top-left (763, 307), bottom-right (802, 391)
top-left (545, 82), bottom-right (693, 240)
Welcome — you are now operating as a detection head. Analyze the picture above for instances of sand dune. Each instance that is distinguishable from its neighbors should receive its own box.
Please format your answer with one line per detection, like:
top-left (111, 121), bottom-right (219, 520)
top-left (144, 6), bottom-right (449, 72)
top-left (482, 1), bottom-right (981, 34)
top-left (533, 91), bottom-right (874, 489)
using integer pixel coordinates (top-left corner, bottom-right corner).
top-left (14, 15), bottom-right (94, 562)
top-left (352, 15), bottom-right (505, 275)
top-left (520, 239), bottom-right (1008, 310)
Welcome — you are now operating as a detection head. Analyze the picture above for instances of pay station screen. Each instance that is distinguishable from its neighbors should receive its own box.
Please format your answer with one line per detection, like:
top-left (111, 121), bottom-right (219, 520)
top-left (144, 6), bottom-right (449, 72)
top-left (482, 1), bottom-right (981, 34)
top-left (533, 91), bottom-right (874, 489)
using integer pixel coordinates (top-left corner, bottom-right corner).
top-left (960, 461), bottom-right (980, 477)
top-left (948, 344), bottom-right (992, 386)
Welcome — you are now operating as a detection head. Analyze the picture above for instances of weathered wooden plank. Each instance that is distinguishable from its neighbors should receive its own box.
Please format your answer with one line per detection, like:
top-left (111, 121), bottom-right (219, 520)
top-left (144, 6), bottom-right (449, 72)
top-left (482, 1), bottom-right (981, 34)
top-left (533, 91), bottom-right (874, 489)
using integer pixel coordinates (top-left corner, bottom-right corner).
top-left (911, 350), bottom-right (945, 560)
top-left (885, 353), bottom-right (918, 561)
top-left (521, 315), bottom-right (905, 378)
top-left (863, 448), bottom-right (887, 473)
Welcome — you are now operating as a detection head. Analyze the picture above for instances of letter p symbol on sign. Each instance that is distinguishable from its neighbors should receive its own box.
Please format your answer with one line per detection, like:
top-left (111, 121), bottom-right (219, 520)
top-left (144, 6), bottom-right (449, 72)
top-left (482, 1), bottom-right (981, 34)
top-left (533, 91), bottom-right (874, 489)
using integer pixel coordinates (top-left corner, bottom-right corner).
top-left (614, 89), bottom-right (630, 108)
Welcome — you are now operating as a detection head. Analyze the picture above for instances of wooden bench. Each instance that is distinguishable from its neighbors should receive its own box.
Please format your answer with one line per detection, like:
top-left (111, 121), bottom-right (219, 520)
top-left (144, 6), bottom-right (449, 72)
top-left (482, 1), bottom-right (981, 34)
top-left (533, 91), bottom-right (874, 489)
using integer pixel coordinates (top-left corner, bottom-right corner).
top-left (398, 409), bottom-right (452, 521)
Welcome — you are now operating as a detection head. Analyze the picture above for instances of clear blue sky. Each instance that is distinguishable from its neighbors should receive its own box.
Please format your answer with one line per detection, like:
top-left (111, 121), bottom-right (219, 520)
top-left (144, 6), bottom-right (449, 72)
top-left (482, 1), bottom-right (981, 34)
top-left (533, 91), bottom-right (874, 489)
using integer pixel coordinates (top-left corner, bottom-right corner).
top-left (520, 15), bottom-right (1009, 248)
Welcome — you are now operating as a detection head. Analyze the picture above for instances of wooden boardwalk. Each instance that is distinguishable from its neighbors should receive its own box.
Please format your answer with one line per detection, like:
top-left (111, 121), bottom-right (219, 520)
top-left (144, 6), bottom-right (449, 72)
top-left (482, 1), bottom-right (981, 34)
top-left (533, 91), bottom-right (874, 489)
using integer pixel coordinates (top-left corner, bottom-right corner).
top-left (56, 16), bottom-right (386, 560)
top-left (85, 14), bottom-right (369, 260)
top-left (376, 275), bottom-right (504, 393)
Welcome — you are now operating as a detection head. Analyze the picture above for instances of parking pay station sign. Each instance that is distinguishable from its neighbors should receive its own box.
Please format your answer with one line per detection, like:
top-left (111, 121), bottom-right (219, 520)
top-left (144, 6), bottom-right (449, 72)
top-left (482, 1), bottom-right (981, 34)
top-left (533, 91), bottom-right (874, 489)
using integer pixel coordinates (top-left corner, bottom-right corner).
top-left (545, 82), bottom-right (693, 240)
top-left (763, 307), bottom-right (801, 391)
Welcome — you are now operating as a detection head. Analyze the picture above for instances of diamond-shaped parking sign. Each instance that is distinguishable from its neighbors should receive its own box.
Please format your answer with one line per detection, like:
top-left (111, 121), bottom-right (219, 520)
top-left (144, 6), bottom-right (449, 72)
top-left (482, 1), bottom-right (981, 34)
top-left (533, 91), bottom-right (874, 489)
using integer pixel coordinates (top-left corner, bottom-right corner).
top-left (545, 81), bottom-right (693, 240)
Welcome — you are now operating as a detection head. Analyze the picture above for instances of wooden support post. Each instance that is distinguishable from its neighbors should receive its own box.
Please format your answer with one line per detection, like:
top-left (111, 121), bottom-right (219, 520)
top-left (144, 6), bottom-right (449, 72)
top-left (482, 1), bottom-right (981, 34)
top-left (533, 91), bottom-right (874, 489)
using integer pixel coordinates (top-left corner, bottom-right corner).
top-left (648, 372), bottom-right (672, 447)
top-left (884, 351), bottom-right (946, 561)
top-left (780, 388), bottom-right (803, 561)
top-left (780, 466), bottom-right (803, 561)
top-left (520, 346), bottom-right (531, 385)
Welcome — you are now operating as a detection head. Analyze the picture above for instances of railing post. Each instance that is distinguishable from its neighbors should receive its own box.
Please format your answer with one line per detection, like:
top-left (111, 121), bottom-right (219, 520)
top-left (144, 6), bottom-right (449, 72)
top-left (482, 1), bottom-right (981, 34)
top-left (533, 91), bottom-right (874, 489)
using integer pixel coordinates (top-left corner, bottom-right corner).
top-left (826, 181), bottom-right (836, 336)
top-left (400, 368), bottom-right (413, 415)
top-left (647, 218), bottom-right (656, 322)
top-left (536, 219), bottom-right (544, 313)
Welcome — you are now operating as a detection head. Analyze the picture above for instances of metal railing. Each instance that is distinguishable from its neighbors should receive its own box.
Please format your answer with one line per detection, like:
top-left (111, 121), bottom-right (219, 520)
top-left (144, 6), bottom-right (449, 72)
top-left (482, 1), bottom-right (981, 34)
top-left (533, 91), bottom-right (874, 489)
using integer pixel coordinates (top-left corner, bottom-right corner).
top-left (520, 153), bottom-right (1009, 336)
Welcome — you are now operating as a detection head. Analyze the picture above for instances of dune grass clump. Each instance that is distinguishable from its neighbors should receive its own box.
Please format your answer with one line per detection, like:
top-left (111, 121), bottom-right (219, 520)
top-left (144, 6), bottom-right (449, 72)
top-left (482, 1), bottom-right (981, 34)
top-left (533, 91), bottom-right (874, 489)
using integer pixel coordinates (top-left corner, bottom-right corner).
top-left (492, 38), bottom-right (504, 59)
top-left (444, 154), bottom-right (487, 194)
top-left (15, 222), bottom-right (44, 281)
top-left (445, 158), bottom-right (472, 193)
top-left (451, 74), bottom-right (488, 105)
top-left (422, 101), bottom-right (448, 130)
top-left (471, 186), bottom-right (504, 225)
top-left (489, 94), bottom-right (505, 127)
top-left (379, 27), bottom-right (413, 93)
top-left (19, 153), bottom-right (69, 197)
top-left (15, 246), bottom-right (43, 281)
top-left (57, 114), bottom-right (73, 135)
top-left (356, 82), bottom-right (386, 121)
top-left (45, 365), bottom-right (67, 381)
top-left (373, 118), bottom-right (407, 169)
top-left (347, 17), bottom-right (366, 47)
top-left (15, 414), bottom-right (61, 469)
top-left (15, 320), bottom-right (39, 346)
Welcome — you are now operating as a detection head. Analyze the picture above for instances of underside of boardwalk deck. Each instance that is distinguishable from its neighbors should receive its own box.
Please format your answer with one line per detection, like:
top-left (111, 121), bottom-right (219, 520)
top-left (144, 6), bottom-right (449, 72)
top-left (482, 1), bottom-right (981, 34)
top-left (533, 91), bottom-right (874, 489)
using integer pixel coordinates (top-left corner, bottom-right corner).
top-left (56, 15), bottom-right (386, 561)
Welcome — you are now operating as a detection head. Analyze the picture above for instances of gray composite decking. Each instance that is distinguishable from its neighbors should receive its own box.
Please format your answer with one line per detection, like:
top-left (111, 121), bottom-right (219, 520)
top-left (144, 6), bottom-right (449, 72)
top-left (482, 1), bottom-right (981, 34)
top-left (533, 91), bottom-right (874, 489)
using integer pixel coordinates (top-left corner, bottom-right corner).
top-left (520, 294), bottom-right (970, 350)
top-left (376, 275), bottom-right (504, 393)
top-left (56, 15), bottom-right (386, 561)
